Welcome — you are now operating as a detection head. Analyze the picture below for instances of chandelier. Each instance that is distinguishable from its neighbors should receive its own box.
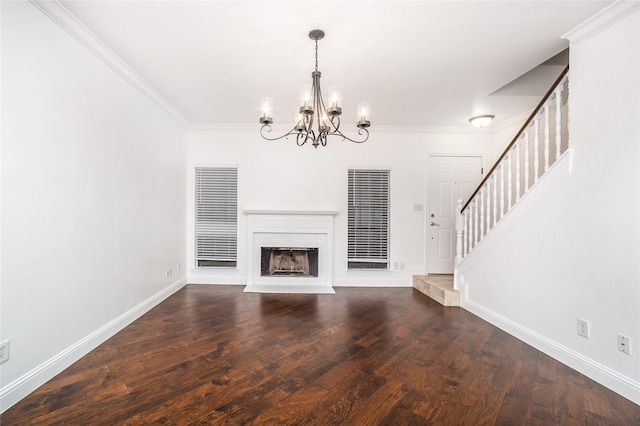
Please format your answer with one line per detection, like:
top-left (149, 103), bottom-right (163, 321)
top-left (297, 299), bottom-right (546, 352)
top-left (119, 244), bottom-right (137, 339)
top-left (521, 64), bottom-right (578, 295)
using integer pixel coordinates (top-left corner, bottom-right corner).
top-left (259, 29), bottom-right (371, 148)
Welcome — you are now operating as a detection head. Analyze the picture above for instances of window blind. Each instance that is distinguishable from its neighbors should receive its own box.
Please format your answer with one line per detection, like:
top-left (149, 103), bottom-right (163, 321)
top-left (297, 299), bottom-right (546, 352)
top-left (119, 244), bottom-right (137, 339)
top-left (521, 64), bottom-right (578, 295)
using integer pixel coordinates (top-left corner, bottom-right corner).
top-left (195, 167), bottom-right (238, 268)
top-left (348, 169), bottom-right (390, 269)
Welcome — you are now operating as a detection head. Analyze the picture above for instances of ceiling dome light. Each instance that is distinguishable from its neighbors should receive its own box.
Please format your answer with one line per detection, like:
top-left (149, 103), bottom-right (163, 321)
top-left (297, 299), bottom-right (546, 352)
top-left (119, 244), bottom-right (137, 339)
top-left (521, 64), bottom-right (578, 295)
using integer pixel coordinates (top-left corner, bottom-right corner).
top-left (469, 115), bottom-right (495, 128)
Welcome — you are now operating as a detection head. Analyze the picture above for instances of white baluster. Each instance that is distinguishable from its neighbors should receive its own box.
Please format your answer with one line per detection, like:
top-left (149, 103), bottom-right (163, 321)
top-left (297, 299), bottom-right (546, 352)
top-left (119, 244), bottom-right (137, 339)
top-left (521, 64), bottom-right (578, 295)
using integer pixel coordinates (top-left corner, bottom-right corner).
top-left (455, 199), bottom-right (463, 264)
top-left (468, 207), bottom-right (472, 251)
top-left (507, 153), bottom-right (513, 211)
top-left (515, 141), bottom-right (521, 201)
top-left (478, 186), bottom-right (484, 241)
top-left (474, 198), bottom-right (479, 246)
top-left (524, 131), bottom-right (530, 192)
top-left (534, 117), bottom-right (540, 182)
top-left (493, 174), bottom-right (498, 227)
top-left (544, 104), bottom-right (550, 172)
top-left (463, 209), bottom-right (468, 256)
top-left (500, 163), bottom-right (505, 219)
top-left (486, 181), bottom-right (491, 232)
top-left (469, 207), bottom-right (474, 250)
top-left (466, 203), bottom-right (472, 252)
top-left (555, 84), bottom-right (562, 160)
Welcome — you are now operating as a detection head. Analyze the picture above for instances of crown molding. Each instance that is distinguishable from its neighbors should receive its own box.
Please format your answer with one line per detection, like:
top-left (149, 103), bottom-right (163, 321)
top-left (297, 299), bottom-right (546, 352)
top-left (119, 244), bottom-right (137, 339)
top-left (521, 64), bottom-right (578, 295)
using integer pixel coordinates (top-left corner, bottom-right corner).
top-left (372, 125), bottom-right (482, 134)
top-left (29, 0), bottom-right (190, 128)
top-left (562, 1), bottom-right (640, 44)
top-left (189, 122), bottom-right (486, 135)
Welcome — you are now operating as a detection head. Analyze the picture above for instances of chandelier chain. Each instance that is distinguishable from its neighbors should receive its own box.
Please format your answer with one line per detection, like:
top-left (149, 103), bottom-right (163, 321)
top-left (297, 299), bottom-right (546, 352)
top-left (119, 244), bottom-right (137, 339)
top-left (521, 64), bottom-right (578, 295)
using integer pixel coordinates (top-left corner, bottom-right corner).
top-left (315, 39), bottom-right (318, 72)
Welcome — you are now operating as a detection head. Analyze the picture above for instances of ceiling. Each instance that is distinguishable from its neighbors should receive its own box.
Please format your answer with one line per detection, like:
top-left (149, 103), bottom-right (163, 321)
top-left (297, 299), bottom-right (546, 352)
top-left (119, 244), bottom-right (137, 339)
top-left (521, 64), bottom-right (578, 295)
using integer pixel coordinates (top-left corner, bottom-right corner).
top-left (60, 0), bottom-right (610, 129)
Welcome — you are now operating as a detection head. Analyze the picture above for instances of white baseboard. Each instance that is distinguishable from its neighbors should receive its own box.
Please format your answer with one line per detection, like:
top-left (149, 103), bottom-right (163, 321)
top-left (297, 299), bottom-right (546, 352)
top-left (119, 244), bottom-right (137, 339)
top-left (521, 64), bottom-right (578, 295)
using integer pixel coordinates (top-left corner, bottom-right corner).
top-left (0, 278), bottom-right (187, 413)
top-left (187, 272), bottom-right (247, 285)
top-left (333, 280), bottom-right (411, 287)
top-left (461, 297), bottom-right (640, 405)
top-left (243, 284), bottom-right (335, 294)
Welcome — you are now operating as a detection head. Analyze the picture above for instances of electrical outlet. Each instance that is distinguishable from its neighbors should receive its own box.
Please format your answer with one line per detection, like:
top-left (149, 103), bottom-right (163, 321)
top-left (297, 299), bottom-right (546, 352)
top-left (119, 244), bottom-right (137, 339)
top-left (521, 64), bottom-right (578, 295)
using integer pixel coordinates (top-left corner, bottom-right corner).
top-left (0, 340), bottom-right (10, 364)
top-left (618, 334), bottom-right (631, 355)
top-left (577, 319), bottom-right (590, 338)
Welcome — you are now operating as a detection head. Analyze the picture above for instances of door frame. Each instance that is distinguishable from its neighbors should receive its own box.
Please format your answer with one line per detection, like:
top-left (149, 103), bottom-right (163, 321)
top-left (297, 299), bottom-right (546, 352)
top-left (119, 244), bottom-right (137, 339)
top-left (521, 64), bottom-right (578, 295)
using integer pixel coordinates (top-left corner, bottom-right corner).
top-left (425, 153), bottom-right (485, 274)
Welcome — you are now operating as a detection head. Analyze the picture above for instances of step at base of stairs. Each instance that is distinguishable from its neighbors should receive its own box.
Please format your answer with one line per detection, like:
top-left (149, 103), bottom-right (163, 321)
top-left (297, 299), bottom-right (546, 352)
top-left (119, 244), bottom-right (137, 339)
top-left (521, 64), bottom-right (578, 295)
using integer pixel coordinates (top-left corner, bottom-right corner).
top-left (413, 275), bottom-right (460, 307)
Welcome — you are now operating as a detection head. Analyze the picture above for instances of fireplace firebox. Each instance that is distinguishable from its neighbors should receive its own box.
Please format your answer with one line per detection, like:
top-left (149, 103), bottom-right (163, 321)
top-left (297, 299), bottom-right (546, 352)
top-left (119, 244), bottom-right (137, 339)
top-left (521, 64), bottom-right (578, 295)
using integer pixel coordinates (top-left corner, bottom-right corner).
top-left (260, 247), bottom-right (319, 277)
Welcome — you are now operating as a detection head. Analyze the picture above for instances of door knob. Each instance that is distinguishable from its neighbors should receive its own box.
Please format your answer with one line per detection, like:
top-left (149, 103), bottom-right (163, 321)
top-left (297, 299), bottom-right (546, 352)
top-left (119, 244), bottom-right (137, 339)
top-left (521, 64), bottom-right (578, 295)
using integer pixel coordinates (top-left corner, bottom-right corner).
top-left (430, 221), bottom-right (440, 227)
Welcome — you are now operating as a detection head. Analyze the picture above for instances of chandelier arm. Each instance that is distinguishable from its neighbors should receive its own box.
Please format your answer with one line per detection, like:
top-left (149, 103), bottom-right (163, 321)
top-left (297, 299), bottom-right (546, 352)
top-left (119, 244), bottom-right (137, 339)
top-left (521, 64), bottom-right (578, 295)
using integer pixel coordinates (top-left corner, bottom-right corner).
top-left (328, 127), bottom-right (370, 144)
top-left (260, 124), bottom-right (305, 142)
top-left (301, 114), bottom-right (310, 133)
top-left (329, 115), bottom-right (341, 133)
top-left (301, 129), bottom-right (316, 146)
top-left (296, 132), bottom-right (307, 146)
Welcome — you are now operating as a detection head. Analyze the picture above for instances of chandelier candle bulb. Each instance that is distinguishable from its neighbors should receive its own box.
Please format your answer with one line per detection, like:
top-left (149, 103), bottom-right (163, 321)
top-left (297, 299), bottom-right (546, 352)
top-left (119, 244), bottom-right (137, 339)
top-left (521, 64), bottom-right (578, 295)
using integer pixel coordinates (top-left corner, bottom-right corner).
top-left (329, 87), bottom-right (341, 107)
top-left (300, 85), bottom-right (313, 115)
top-left (294, 114), bottom-right (305, 132)
top-left (328, 86), bottom-right (342, 116)
top-left (260, 97), bottom-right (273, 124)
top-left (320, 114), bottom-right (330, 132)
top-left (357, 101), bottom-right (371, 128)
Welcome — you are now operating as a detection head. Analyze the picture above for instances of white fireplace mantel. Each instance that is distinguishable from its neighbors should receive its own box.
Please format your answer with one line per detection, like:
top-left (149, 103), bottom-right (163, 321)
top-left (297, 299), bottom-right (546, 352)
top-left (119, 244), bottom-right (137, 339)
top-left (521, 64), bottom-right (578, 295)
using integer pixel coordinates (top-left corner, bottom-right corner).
top-left (244, 210), bottom-right (337, 294)
top-left (244, 209), bottom-right (338, 216)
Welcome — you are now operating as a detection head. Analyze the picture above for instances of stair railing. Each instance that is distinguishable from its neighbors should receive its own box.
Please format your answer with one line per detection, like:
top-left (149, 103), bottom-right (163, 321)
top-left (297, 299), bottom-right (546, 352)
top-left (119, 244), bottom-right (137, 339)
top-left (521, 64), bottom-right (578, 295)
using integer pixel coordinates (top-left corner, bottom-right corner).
top-left (455, 66), bottom-right (569, 264)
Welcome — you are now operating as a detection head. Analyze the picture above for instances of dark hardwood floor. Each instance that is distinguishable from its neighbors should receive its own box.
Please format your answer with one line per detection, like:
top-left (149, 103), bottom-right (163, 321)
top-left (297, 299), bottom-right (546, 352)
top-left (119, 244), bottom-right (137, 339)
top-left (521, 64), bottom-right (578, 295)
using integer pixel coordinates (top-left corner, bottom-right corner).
top-left (3, 285), bottom-right (639, 425)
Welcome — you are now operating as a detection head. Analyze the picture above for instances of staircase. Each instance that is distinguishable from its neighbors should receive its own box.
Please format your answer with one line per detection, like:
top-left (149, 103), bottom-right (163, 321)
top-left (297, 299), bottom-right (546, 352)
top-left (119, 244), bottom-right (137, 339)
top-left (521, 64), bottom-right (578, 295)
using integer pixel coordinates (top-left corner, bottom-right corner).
top-left (413, 275), bottom-right (459, 307)
top-left (415, 66), bottom-right (569, 307)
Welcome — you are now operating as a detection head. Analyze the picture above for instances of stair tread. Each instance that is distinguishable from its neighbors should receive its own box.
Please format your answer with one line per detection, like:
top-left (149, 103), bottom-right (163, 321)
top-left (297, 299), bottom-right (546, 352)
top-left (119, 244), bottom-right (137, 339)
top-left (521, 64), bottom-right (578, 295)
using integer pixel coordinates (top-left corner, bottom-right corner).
top-left (413, 275), bottom-right (460, 307)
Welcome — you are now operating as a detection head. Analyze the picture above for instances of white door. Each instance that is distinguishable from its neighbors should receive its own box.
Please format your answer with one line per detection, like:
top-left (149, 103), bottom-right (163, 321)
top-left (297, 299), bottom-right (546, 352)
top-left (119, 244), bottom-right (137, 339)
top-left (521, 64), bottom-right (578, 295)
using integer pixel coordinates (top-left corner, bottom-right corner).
top-left (427, 156), bottom-right (482, 273)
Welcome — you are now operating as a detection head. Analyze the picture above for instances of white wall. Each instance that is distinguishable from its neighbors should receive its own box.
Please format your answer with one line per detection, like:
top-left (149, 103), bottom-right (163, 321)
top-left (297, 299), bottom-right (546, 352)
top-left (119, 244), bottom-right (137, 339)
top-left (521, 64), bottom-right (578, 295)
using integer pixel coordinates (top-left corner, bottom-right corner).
top-left (188, 126), bottom-right (492, 286)
top-left (1, 2), bottom-right (187, 410)
top-left (457, 4), bottom-right (640, 403)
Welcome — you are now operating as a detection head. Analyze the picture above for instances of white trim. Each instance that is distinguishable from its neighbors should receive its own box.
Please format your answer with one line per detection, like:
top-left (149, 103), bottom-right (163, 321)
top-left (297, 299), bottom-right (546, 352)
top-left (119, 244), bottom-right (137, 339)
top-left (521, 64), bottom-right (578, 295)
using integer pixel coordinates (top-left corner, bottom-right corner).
top-left (333, 279), bottom-right (410, 287)
top-left (244, 284), bottom-right (335, 294)
top-left (190, 122), bottom-right (486, 135)
top-left (244, 210), bottom-right (337, 216)
top-left (0, 279), bottom-right (187, 413)
top-left (29, 0), bottom-right (189, 127)
top-left (460, 296), bottom-right (640, 405)
top-left (562, 1), bottom-right (640, 44)
top-left (187, 275), bottom-right (246, 285)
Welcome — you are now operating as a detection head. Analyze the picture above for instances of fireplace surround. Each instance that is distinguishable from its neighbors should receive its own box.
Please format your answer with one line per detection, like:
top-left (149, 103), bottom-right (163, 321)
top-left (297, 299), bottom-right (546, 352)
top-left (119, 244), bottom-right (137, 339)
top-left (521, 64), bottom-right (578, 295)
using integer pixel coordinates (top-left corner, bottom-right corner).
top-left (244, 210), bottom-right (336, 293)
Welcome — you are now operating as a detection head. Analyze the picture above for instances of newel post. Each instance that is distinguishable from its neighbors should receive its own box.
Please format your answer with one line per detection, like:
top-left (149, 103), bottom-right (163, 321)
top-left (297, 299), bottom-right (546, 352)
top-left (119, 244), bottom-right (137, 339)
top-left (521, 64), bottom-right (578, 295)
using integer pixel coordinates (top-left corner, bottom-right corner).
top-left (455, 198), bottom-right (464, 265)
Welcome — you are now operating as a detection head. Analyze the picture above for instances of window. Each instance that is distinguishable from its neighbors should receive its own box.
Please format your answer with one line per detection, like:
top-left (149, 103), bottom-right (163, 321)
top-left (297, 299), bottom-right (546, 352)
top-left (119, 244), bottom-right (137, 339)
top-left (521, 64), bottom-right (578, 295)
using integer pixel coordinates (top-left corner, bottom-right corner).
top-left (195, 167), bottom-right (237, 268)
top-left (348, 169), bottom-right (390, 269)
